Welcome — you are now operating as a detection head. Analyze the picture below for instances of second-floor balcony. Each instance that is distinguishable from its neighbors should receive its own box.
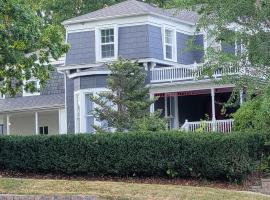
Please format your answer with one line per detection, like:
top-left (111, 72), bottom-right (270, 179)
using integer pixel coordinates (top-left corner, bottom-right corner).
top-left (150, 65), bottom-right (239, 83)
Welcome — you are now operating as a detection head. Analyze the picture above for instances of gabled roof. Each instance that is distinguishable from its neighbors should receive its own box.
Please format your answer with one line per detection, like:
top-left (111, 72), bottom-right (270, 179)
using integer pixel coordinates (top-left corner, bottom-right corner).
top-left (0, 94), bottom-right (65, 113)
top-left (63, 0), bottom-right (198, 26)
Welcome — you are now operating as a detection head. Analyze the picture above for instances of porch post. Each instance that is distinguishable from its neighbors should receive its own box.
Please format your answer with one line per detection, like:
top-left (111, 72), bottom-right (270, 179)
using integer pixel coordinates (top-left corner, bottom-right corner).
top-left (211, 88), bottom-right (216, 131)
top-left (164, 94), bottom-right (168, 117)
top-left (150, 93), bottom-right (155, 114)
top-left (211, 88), bottom-right (216, 121)
top-left (174, 96), bottom-right (179, 129)
top-left (6, 115), bottom-right (10, 135)
top-left (35, 112), bottom-right (39, 135)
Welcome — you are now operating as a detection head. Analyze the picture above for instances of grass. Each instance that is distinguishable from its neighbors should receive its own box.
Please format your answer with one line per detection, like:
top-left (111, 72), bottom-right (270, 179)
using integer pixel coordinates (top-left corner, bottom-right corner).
top-left (0, 177), bottom-right (269, 200)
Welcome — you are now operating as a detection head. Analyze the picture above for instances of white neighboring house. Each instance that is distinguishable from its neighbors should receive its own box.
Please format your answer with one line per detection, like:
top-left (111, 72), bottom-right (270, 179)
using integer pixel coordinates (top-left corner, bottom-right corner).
top-left (0, 0), bottom-right (243, 135)
top-left (0, 57), bottom-right (67, 135)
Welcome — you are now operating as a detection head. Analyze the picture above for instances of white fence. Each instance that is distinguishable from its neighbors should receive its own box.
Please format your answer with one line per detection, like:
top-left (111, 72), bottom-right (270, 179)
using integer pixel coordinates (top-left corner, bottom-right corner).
top-left (150, 66), bottom-right (239, 83)
top-left (181, 119), bottom-right (234, 133)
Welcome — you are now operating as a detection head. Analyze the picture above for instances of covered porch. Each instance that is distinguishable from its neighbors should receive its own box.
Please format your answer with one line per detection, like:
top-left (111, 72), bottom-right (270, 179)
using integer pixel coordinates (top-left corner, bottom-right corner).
top-left (0, 109), bottom-right (66, 136)
top-left (0, 94), bottom-right (67, 136)
top-left (151, 86), bottom-right (241, 133)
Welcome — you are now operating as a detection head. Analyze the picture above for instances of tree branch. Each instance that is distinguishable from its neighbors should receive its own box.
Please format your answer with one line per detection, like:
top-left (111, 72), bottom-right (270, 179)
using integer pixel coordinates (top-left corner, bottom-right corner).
top-left (256, 0), bottom-right (270, 27)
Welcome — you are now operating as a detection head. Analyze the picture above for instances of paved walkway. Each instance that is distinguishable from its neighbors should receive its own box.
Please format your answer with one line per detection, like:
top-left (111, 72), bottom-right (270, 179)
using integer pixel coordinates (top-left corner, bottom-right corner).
top-left (0, 195), bottom-right (102, 200)
top-left (252, 178), bottom-right (270, 195)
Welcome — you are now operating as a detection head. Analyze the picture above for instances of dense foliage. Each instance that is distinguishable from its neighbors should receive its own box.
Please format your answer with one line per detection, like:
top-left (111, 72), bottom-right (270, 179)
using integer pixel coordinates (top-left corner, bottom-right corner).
top-left (91, 59), bottom-right (153, 132)
top-left (0, 0), bottom-right (69, 95)
top-left (0, 131), bottom-right (268, 181)
top-left (233, 86), bottom-right (270, 132)
top-left (172, 0), bottom-right (270, 97)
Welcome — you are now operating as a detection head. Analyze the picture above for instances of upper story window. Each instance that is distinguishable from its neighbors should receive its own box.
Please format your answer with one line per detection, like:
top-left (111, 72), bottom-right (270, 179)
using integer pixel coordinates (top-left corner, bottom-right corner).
top-left (101, 29), bottom-right (115, 59)
top-left (96, 26), bottom-right (118, 62)
top-left (163, 27), bottom-right (176, 62)
top-left (23, 79), bottom-right (40, 97)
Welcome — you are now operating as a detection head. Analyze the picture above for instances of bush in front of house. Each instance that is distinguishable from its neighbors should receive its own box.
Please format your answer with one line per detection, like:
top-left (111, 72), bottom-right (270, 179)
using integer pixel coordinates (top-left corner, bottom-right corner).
top-left (0, 131), bottom-right (268, 181)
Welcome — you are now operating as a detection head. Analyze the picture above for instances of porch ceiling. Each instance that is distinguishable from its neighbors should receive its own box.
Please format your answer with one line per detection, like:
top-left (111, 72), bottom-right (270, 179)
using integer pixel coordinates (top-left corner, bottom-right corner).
top-left (0, 94), bottom-right (65, 114)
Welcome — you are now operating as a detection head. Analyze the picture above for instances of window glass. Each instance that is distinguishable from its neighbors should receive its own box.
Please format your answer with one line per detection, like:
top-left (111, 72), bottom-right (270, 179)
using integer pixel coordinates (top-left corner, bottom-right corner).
top-left (85, 94), bottom-right (95, 133)
top-left (164, 29), bottom-right (173, 60)
top-left (101, 28), bottom-right (115, 59)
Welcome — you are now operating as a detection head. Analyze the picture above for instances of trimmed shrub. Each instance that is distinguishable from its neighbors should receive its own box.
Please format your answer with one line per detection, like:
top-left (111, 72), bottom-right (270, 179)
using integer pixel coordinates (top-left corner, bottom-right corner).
top-left (0, 131), bottom-right (268, 181)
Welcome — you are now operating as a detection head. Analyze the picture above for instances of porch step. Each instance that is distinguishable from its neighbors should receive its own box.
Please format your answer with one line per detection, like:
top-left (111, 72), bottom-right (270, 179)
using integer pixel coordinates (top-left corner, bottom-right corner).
top-left (251, 178), bottom-right (270, 195)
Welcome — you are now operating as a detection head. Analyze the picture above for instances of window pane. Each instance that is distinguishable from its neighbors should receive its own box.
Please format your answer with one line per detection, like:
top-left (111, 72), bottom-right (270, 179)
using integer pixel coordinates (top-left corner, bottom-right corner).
top-left (44, 126), bottom-right (48, 135)
top-left (165, 29), bottom-right (172, 44)
top-left (101, 44), bottom-right (114, 58)
top-left (166, 45), bottom-right (172, 59)
top-left (86, 116), bottom-right (94, 133)
top-left (85, 94), bottom-right (93, 115)
top-left (39, 127), bottom-right (43, 134)
top-left (101, 30), bottom-right (106, 37)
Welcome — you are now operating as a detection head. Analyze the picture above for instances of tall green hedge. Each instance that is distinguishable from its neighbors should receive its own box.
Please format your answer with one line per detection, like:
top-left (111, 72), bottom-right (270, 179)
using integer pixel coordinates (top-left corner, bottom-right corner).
top-left (0, 131), bottom-right (267, 181)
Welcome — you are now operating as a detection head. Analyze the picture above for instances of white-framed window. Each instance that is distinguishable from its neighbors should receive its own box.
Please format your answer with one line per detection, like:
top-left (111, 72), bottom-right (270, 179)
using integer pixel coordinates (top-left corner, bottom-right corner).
top-left (74, 88), bottom-right (110, 134)
top-left (95, 26), bottom-right (118, 62)
top-left (163, 27), bottom-right (176, 61)
top-left (85, 93), bottom-right (95, 133)
top-left (23, 79), bottom-right (40, 96)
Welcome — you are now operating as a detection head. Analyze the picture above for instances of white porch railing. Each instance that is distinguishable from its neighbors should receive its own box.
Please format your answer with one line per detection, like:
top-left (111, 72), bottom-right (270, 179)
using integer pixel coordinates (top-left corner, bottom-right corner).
top-left (180, 119), bottom-right (234, 133)
top-left (151, 66), bottom-right (239, 83)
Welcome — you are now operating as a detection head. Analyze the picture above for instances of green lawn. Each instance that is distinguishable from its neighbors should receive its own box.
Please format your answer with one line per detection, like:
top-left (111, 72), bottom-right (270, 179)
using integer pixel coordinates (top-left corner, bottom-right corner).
top-left (0, 178), bottom-right (269, 200)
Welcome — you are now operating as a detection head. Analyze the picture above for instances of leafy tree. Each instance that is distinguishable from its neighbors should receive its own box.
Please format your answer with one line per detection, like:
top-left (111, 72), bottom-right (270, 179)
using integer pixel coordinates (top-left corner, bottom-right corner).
top-left (35, 0), bottom-right (170, 25)
top-left (233, 85), bottom-right (270, 131)
top-left (91, 59), bottom-right (153, 132)
top-left (131, 111), bottom-right (168, 132)
top-left (171, 0), bottom-right (270, 98)
top-left (0, 0), bottom-right (69, 95)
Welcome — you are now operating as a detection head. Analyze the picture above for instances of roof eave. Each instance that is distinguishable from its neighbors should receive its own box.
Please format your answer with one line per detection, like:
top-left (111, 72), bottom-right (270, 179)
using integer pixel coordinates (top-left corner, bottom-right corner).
top-left (62, 13), bottom-right (197, 27)
top-left (0, 104), bottom-right (65, 114)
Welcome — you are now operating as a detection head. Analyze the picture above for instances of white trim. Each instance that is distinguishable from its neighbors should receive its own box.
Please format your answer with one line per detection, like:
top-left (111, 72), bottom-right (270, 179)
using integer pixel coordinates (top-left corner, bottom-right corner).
top-left (35, 112), bottom-right (39, 135)
top-left (149, 82), bottom-right (235, 94)
top-left (58, 58), bottom-right (196, 71)
top-left (65, 15), bottom-right (197, 35)
top-left (68, 70), bottom-right (110, 79)
top-left (95, 25), bottom-right (118, 63)
top-left (211, 88), bottom-right (216, 121)
top-left (6, 115), bottom-right (10, 135)
top-left (74, 88), bottom-right (109, 134)
top-left (63, 12), bottom-right (196, 27)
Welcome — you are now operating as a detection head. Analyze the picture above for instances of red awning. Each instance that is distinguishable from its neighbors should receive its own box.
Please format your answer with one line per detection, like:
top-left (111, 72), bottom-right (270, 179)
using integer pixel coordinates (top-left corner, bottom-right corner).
top-left (154, 87), bottom-right (233, 97)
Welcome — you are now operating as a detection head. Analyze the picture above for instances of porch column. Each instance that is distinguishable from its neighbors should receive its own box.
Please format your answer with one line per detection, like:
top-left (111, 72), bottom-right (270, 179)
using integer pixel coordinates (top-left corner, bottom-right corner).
top-left (6, 115), bottom-right (10, 135)
top-left (173, 96), bottom-right (179, 129)
top-left (35, 112), bottom-right (39, 135)
top-left (211, 88), bottom-right (216, 121)
top-left (150, 93), bottom-right (155, 114)
top-left (164, 94), bottom-right (168, 117)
